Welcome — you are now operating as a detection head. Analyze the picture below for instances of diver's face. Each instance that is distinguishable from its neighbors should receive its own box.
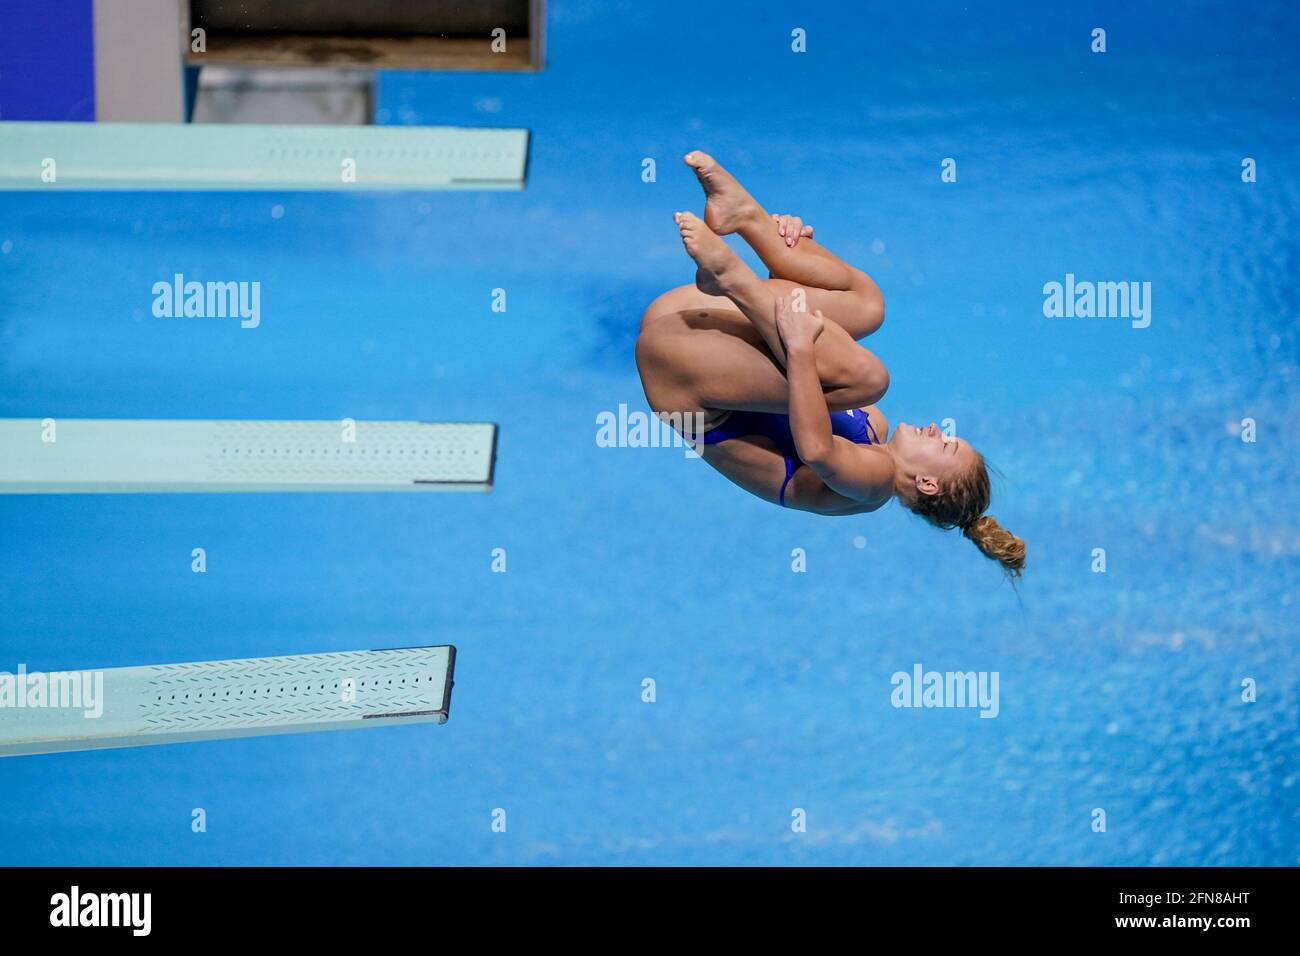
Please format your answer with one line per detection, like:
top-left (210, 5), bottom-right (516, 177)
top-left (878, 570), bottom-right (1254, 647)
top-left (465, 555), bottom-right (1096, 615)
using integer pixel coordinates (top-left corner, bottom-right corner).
top-left (890, 421), bottom-right (978, 493)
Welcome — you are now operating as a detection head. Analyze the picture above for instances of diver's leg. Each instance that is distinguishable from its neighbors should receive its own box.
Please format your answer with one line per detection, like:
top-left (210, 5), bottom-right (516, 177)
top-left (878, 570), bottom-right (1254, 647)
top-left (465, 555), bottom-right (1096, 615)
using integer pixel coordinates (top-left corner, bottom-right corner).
top-left (674, 212), bottom-right (889, 399)
top-left (684, 150), bottom-right (885, 338)
top-left (635, 304), bottom-right (882, 424)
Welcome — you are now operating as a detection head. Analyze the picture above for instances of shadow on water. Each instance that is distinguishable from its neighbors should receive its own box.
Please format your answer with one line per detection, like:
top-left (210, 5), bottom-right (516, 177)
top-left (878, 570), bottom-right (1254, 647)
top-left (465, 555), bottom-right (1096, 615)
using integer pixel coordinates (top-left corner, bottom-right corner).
top-left (583, 279), bottom-right (666, 371)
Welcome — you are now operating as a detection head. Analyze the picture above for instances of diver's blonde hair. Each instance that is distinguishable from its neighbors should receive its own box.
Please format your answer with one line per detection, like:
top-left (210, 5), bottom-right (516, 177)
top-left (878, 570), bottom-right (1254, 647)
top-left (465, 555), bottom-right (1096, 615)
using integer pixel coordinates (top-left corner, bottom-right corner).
top-left (907, 452), bottom-right (1026, 578)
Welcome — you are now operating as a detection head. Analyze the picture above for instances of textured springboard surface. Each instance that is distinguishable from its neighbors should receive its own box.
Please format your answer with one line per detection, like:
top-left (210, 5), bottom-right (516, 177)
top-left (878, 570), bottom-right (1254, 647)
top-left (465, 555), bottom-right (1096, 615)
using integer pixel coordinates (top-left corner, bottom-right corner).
top-left (0, 419), bottom-right (497, 493)
top-left (0, 122), bottom-right (530, 190)
top-left (0, 646), bottom-right (455, 756)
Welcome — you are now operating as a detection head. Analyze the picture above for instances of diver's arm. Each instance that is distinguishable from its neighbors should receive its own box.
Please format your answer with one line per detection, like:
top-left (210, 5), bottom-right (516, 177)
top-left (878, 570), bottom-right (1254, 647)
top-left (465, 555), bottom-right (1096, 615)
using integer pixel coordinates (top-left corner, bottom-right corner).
top-left (785, 342), bottom-right (836, 464)
top-left (784, 312), bottom-right (895, 503)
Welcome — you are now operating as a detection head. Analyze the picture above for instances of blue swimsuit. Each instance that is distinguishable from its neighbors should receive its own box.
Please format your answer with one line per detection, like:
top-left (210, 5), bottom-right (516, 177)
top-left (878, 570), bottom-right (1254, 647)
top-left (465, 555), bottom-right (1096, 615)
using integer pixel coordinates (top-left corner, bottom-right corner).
top-left (698, 408), bottom-right (882, 507)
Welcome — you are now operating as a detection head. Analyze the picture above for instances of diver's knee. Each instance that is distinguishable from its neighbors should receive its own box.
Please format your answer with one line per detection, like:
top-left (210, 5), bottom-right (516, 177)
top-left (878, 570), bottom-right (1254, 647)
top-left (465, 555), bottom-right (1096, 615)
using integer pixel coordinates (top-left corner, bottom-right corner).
top-left (847, 350), bottom-right (889, 404)
top-left (864, 295), bottom-right (884, 335)
top-left (864, 362), bottom-right (890, 404)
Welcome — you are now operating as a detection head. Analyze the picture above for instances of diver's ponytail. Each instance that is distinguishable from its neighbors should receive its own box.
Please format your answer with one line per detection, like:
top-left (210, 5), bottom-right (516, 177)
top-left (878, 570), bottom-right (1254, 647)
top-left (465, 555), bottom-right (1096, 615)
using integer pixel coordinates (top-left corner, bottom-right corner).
top-left (962, 515), bottom-right (1026, 578)
top-left (905, 450), bottom-right (1026, 579)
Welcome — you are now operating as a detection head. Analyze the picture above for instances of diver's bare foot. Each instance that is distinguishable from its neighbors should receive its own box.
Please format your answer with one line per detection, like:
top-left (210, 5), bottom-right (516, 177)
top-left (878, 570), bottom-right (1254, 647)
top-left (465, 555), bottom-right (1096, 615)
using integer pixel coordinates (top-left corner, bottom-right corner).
top-left (683, 151), bottom-right (762, 236)
top-left (674, 211), bottom-right (746, 297)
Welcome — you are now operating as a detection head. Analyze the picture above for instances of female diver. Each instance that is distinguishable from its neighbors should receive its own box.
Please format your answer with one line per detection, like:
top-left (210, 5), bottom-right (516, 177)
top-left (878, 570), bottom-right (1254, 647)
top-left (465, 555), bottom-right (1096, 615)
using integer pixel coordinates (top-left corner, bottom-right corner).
top-left (635, 152), bottom-right (1026, 575)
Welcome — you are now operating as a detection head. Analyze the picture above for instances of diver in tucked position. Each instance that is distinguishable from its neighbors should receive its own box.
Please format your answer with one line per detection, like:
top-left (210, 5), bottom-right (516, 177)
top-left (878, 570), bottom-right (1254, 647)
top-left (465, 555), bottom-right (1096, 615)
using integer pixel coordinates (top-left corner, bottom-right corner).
top-left (635, 152), bottom-right (1025, 575)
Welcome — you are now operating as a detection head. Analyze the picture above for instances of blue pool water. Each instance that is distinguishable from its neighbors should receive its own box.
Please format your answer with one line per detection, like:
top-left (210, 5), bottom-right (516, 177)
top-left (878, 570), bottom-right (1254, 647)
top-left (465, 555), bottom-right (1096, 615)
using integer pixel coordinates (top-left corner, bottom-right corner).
top-left (1, 1), bottom-right (1298, 865)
